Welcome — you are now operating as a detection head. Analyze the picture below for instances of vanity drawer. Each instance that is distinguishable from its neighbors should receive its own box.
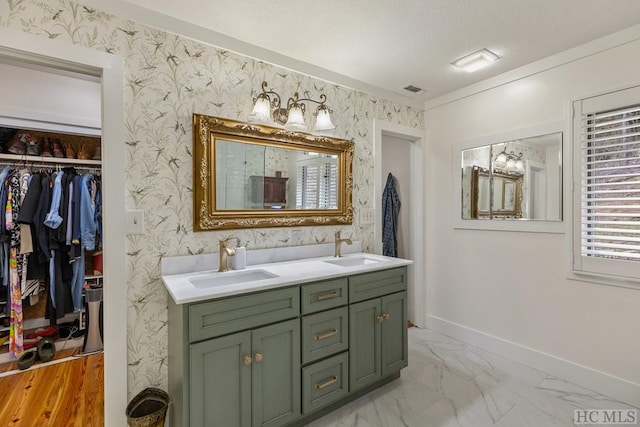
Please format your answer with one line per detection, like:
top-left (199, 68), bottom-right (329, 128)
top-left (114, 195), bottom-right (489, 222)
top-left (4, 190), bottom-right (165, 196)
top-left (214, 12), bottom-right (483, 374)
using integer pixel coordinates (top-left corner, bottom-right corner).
top-left (302, 307), bottom-right (348, 364)
top-left (188, 287), bottom-right (299, 343)
top-left (301, 278), bottom-right (348, 314)
top-left (302, 352), bottom-right (349, 414)
top-left (349, 267), bottom-right (407, 303)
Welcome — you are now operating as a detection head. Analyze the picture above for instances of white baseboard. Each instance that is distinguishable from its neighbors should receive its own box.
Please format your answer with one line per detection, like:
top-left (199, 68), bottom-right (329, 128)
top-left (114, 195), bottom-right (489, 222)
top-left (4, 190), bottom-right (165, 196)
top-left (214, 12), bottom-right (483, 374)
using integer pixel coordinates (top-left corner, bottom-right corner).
top-left (426, 315), bottom-right (640, 408)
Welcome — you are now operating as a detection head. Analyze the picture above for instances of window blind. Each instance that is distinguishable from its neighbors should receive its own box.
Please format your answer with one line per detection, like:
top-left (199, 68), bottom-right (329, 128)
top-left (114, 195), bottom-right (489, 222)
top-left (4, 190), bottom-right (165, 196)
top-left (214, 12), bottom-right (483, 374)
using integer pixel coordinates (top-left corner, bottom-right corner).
top-left (295, 155), bottom-right (338, 209)
top-left (580, 104), bottom-right (640, 262)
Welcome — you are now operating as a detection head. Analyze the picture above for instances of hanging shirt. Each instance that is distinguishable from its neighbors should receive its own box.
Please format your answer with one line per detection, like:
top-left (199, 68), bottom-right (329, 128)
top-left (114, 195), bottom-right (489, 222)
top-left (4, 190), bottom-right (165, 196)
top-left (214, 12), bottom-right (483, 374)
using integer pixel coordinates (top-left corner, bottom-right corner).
top-left (382, 173), bottom-right (401, 258)
top-left (44, 171), bottom-right (64, 229)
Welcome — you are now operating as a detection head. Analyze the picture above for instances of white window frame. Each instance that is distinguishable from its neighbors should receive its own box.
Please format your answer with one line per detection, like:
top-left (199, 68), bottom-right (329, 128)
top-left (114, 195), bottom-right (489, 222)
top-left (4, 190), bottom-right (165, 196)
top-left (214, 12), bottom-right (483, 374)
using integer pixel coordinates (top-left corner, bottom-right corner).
top-left (571, 84), bottom-right (640, 287)
top-left (295, 153), bottom-right (338, 209)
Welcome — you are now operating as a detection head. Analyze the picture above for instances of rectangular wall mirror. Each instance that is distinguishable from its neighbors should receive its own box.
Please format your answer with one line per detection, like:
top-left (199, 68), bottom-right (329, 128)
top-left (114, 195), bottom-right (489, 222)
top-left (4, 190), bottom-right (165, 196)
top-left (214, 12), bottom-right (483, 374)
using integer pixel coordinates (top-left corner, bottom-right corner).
top-left (454, 122), bottom-right (564, 233)
top-left (193, 114), bottom-right (354, 230)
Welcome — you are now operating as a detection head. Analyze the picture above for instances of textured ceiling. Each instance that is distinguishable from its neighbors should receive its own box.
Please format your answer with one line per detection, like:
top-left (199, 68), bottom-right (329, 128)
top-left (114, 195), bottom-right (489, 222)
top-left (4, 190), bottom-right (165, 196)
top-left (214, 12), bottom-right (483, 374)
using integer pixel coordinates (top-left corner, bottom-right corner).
top-left (112, 0), bottom-right (640, 102)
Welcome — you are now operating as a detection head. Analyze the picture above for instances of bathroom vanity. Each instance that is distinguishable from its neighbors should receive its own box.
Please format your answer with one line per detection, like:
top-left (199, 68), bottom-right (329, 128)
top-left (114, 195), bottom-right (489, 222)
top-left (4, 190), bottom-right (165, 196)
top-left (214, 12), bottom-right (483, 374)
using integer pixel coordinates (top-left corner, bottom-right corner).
top-left (163, 249), bottom-right (411, 427)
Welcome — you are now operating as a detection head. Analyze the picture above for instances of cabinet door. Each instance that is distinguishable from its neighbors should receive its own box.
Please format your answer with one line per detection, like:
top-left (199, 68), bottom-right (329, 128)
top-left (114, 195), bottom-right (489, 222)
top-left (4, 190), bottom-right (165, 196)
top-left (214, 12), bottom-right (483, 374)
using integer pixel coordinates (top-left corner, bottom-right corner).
top-left (251, 319), bottom-right (301, 427)
top-left (348, 298), bottom-right (381, 391)
top-left (190, 331), bottom-right (251, 427)
top-left (381, 291), bottom-right (408, 376)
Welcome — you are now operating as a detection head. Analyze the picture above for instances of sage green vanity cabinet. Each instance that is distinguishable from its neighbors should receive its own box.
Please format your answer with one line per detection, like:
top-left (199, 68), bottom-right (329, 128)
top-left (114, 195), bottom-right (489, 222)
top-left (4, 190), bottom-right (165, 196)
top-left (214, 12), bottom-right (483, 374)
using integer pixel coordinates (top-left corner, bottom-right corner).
top-left (349, 268), bottom-right (408, 392)
top-left (189, 317), bottom-right (300, 427)
top-left (168, 265), bottom-right (408, 427)
top-left (189, 331), bottom-right (251, 427)
top-left (251, 319), bottom-right (301, 427)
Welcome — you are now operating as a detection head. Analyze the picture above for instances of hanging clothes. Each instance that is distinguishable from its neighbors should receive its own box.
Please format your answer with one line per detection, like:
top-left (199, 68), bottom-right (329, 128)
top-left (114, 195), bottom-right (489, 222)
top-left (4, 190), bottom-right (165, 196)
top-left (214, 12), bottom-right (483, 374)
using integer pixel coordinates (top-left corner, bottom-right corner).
top-left (6, 175), bottom-right (24, 358)
top-left (0, 163), bottom-right (102, 358)
top-left (382, 172), bottom-right (401, 258)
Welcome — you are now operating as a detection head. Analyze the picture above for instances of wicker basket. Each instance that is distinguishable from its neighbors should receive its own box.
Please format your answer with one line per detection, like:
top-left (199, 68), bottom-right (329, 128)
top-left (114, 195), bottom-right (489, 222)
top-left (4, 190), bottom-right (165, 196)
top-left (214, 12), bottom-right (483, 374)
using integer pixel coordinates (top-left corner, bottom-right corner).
top-left (126, 388), bottom-right (169, 427)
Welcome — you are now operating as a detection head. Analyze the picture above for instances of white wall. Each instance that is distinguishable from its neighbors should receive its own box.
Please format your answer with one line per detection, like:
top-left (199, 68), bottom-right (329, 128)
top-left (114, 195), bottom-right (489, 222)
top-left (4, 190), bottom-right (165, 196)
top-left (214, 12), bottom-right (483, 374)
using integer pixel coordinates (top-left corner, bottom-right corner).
top-left (0, 60), bottom-right (101, 129)
top-left (425, 38), bottom-right (640, 404)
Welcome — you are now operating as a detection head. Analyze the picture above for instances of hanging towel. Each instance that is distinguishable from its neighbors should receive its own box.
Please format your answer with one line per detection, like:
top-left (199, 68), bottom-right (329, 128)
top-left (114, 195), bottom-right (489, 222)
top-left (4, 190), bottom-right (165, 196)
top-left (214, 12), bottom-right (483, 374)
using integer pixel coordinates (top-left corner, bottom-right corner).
top-left (382, 173), bottom-right (401, 257)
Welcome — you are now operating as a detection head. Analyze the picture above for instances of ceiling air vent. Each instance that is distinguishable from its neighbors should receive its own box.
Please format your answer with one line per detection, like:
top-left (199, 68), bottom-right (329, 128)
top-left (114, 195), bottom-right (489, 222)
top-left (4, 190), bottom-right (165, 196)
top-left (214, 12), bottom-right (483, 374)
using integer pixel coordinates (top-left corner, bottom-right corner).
top-left (403, 85), bottom-right (423, 93)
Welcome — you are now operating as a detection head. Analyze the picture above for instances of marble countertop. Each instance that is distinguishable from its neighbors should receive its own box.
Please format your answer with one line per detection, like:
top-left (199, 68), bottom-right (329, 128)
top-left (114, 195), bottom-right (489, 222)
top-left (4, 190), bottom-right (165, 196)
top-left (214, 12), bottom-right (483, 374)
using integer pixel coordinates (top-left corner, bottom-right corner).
top-left (162, 248), bottom-right (412, 305)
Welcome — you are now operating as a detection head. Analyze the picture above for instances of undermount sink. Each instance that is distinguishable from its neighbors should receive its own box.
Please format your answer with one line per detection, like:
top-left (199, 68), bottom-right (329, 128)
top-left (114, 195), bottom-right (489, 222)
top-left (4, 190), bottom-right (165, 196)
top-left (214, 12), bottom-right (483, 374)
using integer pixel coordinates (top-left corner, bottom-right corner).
top-left (324, 256), bottom-right (383, 267)
top-left (189, 269), bottom-right (278, 289)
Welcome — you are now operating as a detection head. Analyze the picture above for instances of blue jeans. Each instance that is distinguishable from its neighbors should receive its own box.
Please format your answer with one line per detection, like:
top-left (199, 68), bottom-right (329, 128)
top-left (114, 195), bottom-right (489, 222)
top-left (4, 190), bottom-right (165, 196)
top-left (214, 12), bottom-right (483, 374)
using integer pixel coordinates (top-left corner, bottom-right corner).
top-left (70, 250), bottom-right (85, 311)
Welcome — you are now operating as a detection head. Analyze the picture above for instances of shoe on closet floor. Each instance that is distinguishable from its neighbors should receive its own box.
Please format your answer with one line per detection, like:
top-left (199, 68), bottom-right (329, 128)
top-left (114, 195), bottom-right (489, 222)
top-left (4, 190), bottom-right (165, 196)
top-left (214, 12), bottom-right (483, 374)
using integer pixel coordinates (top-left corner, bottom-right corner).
top-left (17, 351), bottom-right (37, 370)
top-left (59, 319), bottom-right (83, 339)
top-left (37, 338), bottom-right (56, 363)
top-left (26, 326), bottom-right (57, 339)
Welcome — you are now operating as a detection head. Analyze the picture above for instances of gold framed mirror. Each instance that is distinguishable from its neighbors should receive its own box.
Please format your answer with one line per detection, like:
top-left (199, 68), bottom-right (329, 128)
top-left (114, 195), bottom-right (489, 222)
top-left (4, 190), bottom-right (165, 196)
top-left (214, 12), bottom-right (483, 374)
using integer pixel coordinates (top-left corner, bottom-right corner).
top-left (471, 165), bottom-right (523, 219)
top-left (193, 114), bottom-right (354, 230)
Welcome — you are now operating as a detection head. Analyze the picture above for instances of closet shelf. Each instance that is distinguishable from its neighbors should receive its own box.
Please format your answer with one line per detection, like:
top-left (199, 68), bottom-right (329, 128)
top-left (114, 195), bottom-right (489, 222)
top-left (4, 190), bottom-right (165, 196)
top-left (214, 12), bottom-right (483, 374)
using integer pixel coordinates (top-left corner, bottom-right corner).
top-left (0, 153), bottom-right (101, 166)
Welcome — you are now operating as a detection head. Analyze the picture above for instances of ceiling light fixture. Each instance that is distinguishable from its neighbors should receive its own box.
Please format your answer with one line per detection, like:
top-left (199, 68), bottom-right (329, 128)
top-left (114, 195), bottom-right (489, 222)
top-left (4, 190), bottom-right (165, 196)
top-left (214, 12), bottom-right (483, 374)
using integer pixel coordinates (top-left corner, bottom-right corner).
top-left (248, 81), bottom-right (336, 132)
top-left (452, 48), bottom-right (499, 73)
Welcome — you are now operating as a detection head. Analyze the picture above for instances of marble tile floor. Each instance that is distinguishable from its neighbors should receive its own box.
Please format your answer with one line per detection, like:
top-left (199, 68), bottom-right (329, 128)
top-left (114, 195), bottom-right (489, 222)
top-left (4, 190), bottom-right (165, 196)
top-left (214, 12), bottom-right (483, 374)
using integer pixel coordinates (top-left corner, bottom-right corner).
top-left (308, 327), bottom-right (638, 427)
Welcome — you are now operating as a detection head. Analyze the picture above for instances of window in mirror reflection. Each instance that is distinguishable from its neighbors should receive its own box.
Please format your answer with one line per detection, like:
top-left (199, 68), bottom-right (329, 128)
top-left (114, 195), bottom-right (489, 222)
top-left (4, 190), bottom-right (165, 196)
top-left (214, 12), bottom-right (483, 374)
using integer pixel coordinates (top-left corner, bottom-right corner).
top-left (296, 152), bottom-right (338, 209)
top-left (215, 139), bottom-right (340, 211)
top-left (461, 132), bottom-right (562, 221)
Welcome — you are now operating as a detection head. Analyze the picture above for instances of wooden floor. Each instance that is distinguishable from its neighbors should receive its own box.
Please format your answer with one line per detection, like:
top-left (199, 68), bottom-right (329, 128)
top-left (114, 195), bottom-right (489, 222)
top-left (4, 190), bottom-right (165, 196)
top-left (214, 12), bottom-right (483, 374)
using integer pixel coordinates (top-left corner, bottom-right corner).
top-left (0, 353), bottom-right (104, 426)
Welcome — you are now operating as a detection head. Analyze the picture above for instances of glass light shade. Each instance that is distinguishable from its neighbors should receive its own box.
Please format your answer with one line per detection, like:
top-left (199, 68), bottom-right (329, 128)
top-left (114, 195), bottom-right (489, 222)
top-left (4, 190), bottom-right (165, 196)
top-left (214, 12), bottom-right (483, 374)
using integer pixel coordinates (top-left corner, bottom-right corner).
top-left (515, 159), bottom-right (524, 172)
top-left (248, 97), bottom-right (272, 123)
top-left (284, 105), bottom-right (307, 131)
top-left (506, 158), bottom-right (516, 170)
top-left (494, 152), bottom-right (507, 169)
top-left (313, 108), bottom-right (336, 131)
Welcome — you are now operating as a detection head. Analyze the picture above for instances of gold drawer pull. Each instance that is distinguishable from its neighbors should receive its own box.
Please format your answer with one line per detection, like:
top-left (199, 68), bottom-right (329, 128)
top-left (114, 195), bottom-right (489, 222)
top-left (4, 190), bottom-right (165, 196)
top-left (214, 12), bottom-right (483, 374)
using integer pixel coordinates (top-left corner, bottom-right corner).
top-left (254, 353), bottom-right (263, 363)
top-left (383, 313), bottom-right (390, 321)
top-left (243, 355), bottom-right (252, 366)
top-left (313, 328), bottom-right (338, 341)
top-left (314, 291), bottom-right (338, 302)
top-left (314, 376), bottom-right (338, 390)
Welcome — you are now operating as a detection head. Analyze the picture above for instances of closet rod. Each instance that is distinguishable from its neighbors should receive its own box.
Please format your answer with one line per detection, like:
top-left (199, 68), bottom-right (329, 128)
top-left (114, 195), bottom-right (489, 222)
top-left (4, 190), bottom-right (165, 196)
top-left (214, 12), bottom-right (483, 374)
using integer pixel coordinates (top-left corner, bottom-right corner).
top-left (0, 161), bottom-right (101, 174)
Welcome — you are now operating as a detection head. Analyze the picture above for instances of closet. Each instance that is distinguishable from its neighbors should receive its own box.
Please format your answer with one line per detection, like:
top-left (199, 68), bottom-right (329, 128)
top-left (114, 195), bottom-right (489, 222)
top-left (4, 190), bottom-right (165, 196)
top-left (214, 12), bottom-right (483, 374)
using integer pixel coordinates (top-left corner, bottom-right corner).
top-left (0, 57), bottom-right (103, 366)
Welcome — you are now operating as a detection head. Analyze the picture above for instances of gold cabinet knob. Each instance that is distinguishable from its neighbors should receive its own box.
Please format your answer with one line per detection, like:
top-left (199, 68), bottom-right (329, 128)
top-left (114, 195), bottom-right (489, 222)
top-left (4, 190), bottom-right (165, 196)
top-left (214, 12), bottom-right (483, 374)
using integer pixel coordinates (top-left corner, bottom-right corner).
top-left (382, 313), bottom-right (391, 321)
top-left (243, 355), bottom-right (252, 366)
top-left (376, 315), bottom-right (385, 323)
top-left (254, 353), bottom-right (263, 363)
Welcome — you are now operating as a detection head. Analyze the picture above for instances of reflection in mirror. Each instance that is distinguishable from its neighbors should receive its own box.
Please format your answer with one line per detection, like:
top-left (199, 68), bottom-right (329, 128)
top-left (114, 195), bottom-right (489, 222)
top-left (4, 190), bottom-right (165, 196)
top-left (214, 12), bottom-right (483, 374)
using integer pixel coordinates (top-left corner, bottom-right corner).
top-left (461, 146), bottom-right (491, 219)
top-left (461, 131), bottom-right (562, 221)
top-left (215, 139), bottom-right (339, 211)
top-left (193, 114), bottom-right (353, 230)
top-left (470, 166), bottom-right (523, 218)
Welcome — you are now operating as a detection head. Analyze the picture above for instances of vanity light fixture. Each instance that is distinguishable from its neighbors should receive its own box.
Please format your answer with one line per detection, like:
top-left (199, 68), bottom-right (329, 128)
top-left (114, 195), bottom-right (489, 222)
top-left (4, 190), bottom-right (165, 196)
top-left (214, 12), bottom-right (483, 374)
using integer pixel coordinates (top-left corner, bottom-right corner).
top-left (248, 81), bottom-right (336, 132)
top-left (452, 48), bottom-right (499, 73)
top-left (493, 148), bottom-right (524, 172)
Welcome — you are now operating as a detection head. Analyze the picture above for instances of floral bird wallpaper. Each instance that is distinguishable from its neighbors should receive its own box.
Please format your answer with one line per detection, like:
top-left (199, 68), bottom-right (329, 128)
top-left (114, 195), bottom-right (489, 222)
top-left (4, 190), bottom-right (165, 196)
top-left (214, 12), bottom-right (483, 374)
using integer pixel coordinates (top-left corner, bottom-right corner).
top-left (0, 0), bottom-right (424, 396)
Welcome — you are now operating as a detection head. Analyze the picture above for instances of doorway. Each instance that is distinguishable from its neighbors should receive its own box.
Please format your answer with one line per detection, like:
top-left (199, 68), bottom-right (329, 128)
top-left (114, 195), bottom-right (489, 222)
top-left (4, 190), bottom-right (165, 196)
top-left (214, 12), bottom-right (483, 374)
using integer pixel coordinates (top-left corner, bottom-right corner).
top-left (373, 120), bottom-right (425, 327)
top-left (0, 28), bottom-right (127, 426)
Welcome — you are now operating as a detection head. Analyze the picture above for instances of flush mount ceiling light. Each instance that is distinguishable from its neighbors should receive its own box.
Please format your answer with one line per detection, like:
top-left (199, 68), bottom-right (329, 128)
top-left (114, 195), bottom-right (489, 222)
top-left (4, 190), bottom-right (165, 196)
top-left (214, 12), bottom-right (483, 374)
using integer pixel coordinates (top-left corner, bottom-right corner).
top-left (248, 81), bottom-right (336, 132)
top-left (452, 48), bottom-right (500, 73)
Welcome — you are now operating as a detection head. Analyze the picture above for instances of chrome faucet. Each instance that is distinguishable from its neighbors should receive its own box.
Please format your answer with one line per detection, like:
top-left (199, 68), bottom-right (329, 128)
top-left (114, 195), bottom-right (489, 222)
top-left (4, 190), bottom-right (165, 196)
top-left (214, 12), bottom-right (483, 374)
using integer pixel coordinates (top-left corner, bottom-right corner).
top-left (218, 238), bottom-right (237, 272)
top-left (334, 231), bottom-right (353, 258)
